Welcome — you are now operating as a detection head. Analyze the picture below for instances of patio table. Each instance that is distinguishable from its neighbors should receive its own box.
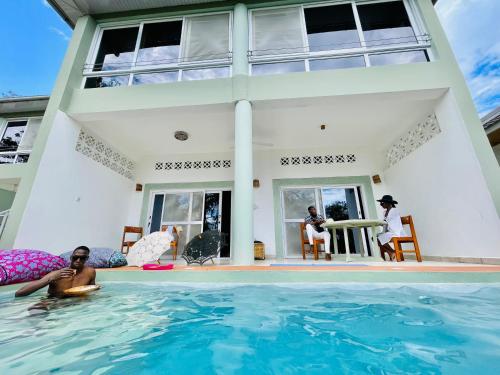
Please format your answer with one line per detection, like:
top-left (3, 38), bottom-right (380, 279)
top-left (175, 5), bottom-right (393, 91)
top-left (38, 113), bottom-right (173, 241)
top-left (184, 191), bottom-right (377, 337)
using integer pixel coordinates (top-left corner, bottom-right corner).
top-left (321, 219), bottom-right (386, 262)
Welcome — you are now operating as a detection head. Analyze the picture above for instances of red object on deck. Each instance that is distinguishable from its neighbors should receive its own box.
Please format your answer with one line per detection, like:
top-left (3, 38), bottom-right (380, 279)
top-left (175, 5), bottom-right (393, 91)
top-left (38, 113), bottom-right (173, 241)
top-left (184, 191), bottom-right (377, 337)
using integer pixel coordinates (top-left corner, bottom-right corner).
top-left (142, 263), bottom-right (174, 271)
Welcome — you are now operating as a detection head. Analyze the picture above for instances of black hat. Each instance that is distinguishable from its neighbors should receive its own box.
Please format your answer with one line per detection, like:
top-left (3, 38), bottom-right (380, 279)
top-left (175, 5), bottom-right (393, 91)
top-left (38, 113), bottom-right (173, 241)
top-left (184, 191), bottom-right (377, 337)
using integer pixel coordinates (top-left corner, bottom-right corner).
top-left (377, 195), bottom-right (398, 205)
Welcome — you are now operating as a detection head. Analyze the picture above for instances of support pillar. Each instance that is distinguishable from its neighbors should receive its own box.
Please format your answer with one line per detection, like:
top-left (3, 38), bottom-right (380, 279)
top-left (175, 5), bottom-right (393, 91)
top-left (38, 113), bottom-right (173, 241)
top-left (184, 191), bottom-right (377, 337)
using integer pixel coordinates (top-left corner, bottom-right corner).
top-left (232, 3), bottom-right (249, 76)
top-left (232, 99), bottom-right (254, 265)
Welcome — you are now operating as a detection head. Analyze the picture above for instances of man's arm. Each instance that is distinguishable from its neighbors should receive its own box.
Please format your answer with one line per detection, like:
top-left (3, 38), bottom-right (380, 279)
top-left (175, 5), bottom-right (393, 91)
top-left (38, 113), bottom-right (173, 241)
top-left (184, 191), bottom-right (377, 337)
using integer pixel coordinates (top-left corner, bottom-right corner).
top-left (89, 268), bottom-right (96, 285)
top-left (15, 269), bottom-right (74, 297)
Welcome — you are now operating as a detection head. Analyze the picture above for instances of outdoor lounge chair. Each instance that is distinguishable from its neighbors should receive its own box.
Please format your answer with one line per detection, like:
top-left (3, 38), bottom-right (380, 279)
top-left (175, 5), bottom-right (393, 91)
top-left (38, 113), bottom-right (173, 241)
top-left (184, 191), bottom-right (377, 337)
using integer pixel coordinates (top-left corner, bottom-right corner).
top-left (160, 225), bottom-right (179, 260)
top-left (182, 230), bottom-right (226, 266)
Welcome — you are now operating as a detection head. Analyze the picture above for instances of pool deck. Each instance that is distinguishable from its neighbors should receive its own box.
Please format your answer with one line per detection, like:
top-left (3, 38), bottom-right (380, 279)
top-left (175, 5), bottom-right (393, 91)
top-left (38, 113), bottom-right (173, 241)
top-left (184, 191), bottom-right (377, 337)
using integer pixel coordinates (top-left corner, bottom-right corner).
top-left (94, 259), bottom-right (500, 284)
top-left (2, 259), bottom-right (500, 292)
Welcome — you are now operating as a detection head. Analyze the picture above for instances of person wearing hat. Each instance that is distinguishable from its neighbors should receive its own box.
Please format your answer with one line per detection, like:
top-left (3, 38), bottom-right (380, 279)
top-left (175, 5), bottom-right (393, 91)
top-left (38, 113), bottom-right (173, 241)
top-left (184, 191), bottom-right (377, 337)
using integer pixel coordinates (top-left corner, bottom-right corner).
top-left (376, 195), bottom-right (405, 261)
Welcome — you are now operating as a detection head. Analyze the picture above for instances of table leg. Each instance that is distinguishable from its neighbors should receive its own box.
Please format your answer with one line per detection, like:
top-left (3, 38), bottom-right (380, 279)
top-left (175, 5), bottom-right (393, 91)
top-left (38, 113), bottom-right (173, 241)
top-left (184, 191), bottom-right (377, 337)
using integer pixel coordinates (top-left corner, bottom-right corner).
top-left (343, 226), bottom-right (351, 262)
top-left (357, 228), bottom-right (365, 257)
top-left (371, 226), bottom-right (382, 260)
top-left (332, 228), bottom-right (338, 255)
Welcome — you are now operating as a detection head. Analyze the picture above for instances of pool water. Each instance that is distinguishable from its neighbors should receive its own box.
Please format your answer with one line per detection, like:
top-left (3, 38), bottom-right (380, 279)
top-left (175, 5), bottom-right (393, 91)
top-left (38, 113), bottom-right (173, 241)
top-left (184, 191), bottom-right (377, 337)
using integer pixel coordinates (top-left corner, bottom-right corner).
top-left (1, 283), bottom-right (500, 374)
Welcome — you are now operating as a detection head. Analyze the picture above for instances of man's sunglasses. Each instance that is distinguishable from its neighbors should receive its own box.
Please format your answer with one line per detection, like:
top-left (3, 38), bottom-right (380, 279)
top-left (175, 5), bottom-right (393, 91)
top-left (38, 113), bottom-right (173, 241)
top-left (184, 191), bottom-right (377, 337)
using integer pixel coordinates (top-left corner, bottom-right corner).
top-left (71, 255), bottom-right (89, 261)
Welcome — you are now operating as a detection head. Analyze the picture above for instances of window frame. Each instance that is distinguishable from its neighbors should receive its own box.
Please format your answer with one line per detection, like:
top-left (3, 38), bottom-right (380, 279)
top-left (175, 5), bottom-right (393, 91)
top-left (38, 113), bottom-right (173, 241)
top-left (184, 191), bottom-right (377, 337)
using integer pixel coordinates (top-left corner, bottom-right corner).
top-left (83, 11), bottom-right (234, 88)
top-left (248, 0), bottom-right (431, 73)
top-left (0, 117), bottom-right (41, 165)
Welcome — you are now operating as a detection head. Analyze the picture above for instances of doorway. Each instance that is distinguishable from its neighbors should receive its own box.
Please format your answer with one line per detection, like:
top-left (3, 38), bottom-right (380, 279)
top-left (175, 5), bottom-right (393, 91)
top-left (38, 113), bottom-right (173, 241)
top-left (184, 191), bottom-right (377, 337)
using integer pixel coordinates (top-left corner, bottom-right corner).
top-left (281, 185), bottom-right (368, 258)
top-left (147, 189), bottom-right (232, 257)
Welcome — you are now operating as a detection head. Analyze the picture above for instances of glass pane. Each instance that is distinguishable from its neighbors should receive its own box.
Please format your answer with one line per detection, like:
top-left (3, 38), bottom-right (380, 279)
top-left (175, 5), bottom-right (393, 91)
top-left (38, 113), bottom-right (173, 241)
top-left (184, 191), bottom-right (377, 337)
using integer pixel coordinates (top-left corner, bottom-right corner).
top-left (16, 154), bottom-right (30, 164)
top-left (285, 222), bottom-right (303, 257)
top-left (357, 1), bottom-right (417, 47)
top-left (18, 118), bottom-right (41, 151)
top-left (132, 71), bottom-right (179, 85)
top-left (84, 75), bottom-right (130, 88)
top-left (283, 188), bottom-right (316, 220)
top-left (305, 5), bottom-right (360, 52)
top-left (203, 193), bottom-right (220, 231)
top-left (150, 194), bottom-right (164, 233)
top-left (309, 56), bottom-right (365, 71)
top-left (0, 154), bottom-right (16, 164)
top-left (182, 14), bottom-right (230, 61)
top-left (163, 193), bottom-right (190, 222)
top-left (93, 27), bottom-right (139, 71)
top-left (252, 61), bottom-right (305, 76)
top-left (369, 50), bottom-right (428, 66)
top-left (181, 67), bottom-right (230, 81)
top-left (137, 21), bottom-right (182, 66)
top-left (252, 7), bottom-right (305, 55)
top-left (0, 121), bottom-right (26, 152)
top-left (191, 192), bottom-right (204, 222)
top-left (322, 188), bottom-right (349, 220)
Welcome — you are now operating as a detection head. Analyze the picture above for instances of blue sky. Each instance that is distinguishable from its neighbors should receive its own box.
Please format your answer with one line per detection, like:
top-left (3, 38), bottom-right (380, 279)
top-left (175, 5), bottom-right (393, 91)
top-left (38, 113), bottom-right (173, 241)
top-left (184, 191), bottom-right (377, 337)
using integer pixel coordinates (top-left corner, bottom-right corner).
top-left (0, 0), bottom-right (498, 116)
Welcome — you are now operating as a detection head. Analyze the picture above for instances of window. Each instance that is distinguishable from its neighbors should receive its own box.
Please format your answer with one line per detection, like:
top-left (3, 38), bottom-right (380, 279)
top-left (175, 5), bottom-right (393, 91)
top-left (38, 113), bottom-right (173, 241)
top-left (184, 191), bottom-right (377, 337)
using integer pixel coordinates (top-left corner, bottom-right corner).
top-left (93, 27), bottom-right (139, 71)
top-left (357, 1), bottom-right (417, 47)
top-left (0, 118), bottom-right (41, 164)
top-left (85, 13), bottom-right (231, 88)
top-left (250, 1), bottom-right (430, 76)
top-left (304, 4), bottom-right (360, 52)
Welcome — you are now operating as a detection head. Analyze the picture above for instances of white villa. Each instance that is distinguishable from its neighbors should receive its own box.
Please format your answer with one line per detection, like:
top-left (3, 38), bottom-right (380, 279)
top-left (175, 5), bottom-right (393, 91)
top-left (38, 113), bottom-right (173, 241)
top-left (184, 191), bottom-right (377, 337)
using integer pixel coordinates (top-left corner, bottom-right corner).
top-left (0, 0), bottom-right (499, 264)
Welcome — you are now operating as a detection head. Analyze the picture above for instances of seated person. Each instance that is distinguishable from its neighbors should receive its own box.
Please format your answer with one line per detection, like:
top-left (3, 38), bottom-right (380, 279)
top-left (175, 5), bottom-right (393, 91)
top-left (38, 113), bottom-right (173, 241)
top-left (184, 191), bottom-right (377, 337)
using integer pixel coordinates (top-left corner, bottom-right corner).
top-left (304, 206), bottom-right (332, 261)
top-left (376, 195), bottom-right (406, 261)
top-left (15, 246), bottom-right (96, 298)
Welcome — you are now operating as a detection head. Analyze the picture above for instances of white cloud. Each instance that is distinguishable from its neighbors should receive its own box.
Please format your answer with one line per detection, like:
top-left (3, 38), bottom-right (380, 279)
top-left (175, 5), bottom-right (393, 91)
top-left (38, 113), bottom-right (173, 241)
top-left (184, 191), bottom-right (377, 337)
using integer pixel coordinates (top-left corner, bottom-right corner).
top-left (435, 0), bottom-right (500, 116)
top-left (49, 26), bottom-right (71, 41)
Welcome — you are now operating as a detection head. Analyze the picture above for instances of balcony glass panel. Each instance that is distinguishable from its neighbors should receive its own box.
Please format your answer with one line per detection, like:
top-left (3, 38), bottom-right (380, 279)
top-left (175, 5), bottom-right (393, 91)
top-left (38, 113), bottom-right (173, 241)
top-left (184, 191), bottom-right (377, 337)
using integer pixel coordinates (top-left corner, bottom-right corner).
top-left (252, 7), bottom-right (305, 55)
top-left (137, 21), bottom-right (182, 66)
top-left (182, 14), bottom-right (230, 62)
top-left (357, 1), bottom-right (417, 47)
top-left (369, 50), bottom-right (428, 66)
top-left (182, 67), bottom-right (230, 81)
top-left (304, 5), bottom-right (361, 52)
top-left (309, 56), bottom-right (365, 71)
top-left (84, 75), bottom-right (130, 88)
top-left (0, 121), bottom-right (26, 152)
top-left (132, 71), bottom-right (179, 85)
top-left (252, 61), bottom-right (305, 76)
top-left (93, 27), bottom-right (139, 71)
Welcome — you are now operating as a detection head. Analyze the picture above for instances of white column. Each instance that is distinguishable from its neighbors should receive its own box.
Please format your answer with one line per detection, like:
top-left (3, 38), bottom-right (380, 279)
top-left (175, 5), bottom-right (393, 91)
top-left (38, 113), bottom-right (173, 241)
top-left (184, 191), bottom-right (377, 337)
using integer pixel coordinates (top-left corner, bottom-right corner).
top-left (232, 99), bottom-right (254, 265)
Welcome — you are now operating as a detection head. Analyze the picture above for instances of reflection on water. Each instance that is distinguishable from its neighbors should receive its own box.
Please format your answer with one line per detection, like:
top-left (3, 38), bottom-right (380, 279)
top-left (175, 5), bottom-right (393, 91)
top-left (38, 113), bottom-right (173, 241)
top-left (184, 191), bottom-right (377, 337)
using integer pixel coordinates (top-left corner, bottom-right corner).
top-left (1, 283), bottom-right (499, 374)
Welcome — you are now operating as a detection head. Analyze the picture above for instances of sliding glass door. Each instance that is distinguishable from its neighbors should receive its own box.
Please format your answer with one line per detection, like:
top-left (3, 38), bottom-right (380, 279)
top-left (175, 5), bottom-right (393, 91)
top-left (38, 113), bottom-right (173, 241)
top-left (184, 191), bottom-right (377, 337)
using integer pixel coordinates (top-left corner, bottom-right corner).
top-left (147, 189), bottom-right (231, 256)
top-left (281, 186), bottom-right (367, 258)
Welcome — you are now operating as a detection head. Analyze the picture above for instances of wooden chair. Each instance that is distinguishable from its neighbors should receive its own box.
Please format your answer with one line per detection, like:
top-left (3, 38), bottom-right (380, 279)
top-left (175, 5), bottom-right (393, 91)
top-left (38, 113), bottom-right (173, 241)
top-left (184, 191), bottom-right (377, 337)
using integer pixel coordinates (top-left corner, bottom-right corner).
top-left (391, 215), bottom-right (422, 262)
top-left (121, 226), bottom-right (143, 255)
top-left (161, 225), bottom-right (179, 261)
top-left (299, 222), bottom-right (325, 261)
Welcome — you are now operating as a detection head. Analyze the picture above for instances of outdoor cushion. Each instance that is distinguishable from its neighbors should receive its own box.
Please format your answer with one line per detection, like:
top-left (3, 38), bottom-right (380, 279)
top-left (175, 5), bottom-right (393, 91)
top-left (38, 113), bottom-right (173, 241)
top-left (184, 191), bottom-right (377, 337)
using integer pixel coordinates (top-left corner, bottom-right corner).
top-left (60, 248), bottom-right (127, 268)
top-left (0, 249), bottom-right (66, 286)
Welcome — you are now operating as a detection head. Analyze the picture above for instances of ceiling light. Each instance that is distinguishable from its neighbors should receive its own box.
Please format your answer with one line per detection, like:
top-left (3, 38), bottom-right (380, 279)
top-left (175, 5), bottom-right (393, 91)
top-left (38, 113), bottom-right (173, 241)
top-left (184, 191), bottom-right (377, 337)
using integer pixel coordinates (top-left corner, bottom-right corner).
top-left (174, 131), bottom-right (189, 141)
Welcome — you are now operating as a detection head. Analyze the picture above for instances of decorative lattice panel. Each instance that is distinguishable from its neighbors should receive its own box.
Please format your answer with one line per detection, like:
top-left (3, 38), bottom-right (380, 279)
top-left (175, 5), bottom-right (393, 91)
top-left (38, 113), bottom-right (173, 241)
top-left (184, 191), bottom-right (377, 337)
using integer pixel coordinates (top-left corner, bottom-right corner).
top-left (280, 154), bottom-right (357, 167)
top-left (153, 159), bottom-right (232, 171)
top-left (76, 129), bottom-right (135, 179)
top-left (386, 114), bottom-right (441, 167)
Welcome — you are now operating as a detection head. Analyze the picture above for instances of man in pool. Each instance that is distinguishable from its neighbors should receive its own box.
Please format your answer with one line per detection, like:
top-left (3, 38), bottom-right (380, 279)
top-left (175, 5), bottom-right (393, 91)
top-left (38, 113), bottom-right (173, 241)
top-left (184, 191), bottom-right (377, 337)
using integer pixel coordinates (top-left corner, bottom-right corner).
top-left (15, 246), bottom-right (96, 298)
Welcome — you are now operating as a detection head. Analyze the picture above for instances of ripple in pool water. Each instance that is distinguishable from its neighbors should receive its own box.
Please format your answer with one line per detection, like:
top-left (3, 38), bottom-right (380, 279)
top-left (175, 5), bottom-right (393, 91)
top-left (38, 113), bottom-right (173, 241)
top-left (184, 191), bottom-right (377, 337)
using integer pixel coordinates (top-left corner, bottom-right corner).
top-left (0, 283), bottom-right (499, 374)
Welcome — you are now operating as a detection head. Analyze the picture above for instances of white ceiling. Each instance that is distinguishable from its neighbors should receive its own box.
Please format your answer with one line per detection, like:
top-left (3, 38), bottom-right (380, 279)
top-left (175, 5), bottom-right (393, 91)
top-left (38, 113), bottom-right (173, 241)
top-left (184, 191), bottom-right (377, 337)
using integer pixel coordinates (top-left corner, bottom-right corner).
top-left (75, 89), bottom-right (445, 161)
top-left (49, 0), bottom-right (227, 26)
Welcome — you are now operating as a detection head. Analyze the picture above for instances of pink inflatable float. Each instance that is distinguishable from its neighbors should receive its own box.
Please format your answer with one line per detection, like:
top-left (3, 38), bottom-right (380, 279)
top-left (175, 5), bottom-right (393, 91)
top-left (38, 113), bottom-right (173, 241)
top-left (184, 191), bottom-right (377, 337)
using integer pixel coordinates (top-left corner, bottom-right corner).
top-left (142, 263), bottom-right (174, 271)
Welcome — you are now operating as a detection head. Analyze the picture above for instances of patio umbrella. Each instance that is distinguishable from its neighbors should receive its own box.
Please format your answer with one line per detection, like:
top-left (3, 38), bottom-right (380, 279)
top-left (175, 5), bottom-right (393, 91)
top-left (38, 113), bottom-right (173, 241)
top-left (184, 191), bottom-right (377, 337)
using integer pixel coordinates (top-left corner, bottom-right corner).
top-left (126, 231), bottom-right (174, 267)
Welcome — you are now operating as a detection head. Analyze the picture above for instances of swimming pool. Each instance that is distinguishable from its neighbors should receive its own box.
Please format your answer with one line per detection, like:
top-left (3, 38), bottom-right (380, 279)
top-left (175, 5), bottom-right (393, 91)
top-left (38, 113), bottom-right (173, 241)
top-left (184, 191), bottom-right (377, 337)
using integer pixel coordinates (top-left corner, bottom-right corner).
top-left (1, 283), bottom-right (499, 374)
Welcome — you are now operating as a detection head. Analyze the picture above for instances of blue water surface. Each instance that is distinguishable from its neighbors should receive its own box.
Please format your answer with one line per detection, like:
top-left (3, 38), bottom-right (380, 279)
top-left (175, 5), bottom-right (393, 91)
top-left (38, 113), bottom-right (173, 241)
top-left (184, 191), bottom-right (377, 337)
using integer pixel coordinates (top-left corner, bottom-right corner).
top-left (0, 283), bottom-right (499, 374)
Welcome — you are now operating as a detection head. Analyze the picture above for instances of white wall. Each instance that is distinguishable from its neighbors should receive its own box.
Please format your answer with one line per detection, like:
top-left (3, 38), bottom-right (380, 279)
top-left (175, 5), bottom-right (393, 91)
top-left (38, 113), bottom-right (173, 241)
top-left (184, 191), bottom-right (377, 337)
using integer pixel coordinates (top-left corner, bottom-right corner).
top-left (131, 147), bottom-right (383, 257)
top-left (15, 111), bottom-right (135, 254)
top-left (382, 91), bottom-right (500, 258)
